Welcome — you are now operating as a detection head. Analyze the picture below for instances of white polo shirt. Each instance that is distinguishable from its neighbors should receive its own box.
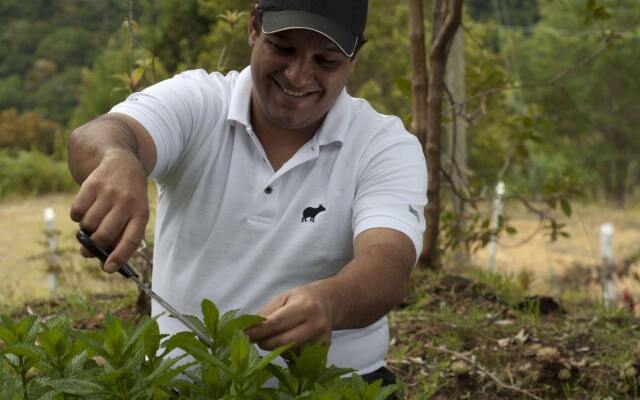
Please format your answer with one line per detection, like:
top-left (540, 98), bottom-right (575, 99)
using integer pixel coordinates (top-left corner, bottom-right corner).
top-left (111, 67), bottom-right (427, 374)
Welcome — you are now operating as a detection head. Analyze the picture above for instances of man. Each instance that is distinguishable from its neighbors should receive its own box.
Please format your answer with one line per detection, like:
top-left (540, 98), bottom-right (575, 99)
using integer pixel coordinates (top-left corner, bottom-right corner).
top-left (67, 0), bottom-right (427, 387)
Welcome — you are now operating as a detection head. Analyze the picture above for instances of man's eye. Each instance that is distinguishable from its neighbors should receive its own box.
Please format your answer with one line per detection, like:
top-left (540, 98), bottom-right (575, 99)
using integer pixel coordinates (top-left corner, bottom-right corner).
top-left (316, 58), bottom-right (339, 69)
top-left (269, 41), bottom-right (292, 54)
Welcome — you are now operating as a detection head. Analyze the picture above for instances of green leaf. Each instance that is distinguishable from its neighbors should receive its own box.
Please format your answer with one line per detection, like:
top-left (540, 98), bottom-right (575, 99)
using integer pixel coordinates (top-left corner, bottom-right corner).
top-left (394, 77), bottom-right (411, 97)
top-left (560, 199), bottom-right (572, 217)
top-left (34, 378), bottom-right (105, 399)
top-left (123, 316), bottom-right (155, 357)
top-left (140, 356), bottom-right (192, 390)
top-left (1, 315), bottom-right (17, 331)
top-left (315, 364), bottom-right (355, 385)
top-left (250, 343), bottom-right (292, 376)
top-left (229, 332), bottom-right (250, 373)
top-left (63, 351), bottom-right (90, 377)
top-left (177, 315), bottom-right (208, 344)
top-left (546, 198), bottom-right (557, 210)
top-left (102, 314), bottom-right (126, 363)
top-left (130, 66), bottom-right (146, 89)
top-left (217, 314), bottom-right (264, 348)
top-left (201, 299), bottom-right (219, 340)
top-left (266, 363), bottom-right (297, 395)
top-left (373, 384), bottom-right (398, 400)
top-left (202, 365), bottom-right (225, 395)
top-left (16, 316), bottom-right (37, 340)
top-left (291, 342), bottom-right (328, 381)
top-left (143, 320), bottom-right (163, 359)
top-left (2, 343), bottom-right (42, 360)
top-left (162, 332), bottom-right (202, 356)
top-left (0, 323), bottom-right (17, 345)
top-left (37, 327), bottom-right (66, 359)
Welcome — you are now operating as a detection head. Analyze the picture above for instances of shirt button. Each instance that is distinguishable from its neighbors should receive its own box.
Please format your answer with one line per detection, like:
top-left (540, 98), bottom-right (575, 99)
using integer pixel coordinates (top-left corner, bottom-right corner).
top-left (264, 186), bottom-right (273, 194)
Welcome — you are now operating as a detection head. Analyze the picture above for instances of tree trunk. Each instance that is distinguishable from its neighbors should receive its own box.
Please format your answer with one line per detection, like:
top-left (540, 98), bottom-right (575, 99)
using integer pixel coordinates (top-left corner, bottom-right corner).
top-left (408, 0), bottom-right (429, 150)
top-left (422, 0), bottom-right (463, 268)
top-left (614, 158), bottom-right (628, 207)
top-left (445, 27), bottom-right (470, 266)
top-left (407, 0), bottom-right (430, 262)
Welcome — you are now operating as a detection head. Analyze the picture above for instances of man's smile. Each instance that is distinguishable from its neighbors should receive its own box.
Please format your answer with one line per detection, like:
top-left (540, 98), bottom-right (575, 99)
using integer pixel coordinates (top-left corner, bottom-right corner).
top-left (271, 76), bottom-right (321, 98)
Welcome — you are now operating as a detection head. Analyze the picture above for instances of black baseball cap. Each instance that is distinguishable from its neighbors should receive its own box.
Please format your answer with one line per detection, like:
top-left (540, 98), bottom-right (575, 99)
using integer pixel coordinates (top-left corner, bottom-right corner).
top-left (258, 0), bottom-right (368, 57)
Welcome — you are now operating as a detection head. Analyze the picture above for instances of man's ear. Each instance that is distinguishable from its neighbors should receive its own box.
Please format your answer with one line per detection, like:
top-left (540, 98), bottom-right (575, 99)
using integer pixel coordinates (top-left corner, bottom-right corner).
top-left (248, 8), bottom-right (258, 47)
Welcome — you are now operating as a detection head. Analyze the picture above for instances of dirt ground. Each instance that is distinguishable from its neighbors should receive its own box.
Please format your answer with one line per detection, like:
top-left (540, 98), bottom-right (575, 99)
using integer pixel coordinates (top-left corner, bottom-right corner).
top-left (0, 193), bottom-right (638, 310)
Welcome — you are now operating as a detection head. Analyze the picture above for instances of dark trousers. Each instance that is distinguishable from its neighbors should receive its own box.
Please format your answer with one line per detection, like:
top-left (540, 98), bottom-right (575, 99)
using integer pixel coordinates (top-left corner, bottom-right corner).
top-left (361, 366), bottom-right (398, 399)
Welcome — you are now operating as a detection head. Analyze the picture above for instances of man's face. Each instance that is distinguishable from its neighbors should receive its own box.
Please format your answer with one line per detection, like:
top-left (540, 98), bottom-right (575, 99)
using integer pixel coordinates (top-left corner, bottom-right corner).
top-left (248, 22), bottom-right (356, 132)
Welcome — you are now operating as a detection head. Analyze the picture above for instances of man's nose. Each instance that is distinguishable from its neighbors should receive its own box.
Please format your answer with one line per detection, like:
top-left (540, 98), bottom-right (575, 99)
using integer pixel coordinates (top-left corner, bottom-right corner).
top-left (283, 56), bottom-right (315, 88)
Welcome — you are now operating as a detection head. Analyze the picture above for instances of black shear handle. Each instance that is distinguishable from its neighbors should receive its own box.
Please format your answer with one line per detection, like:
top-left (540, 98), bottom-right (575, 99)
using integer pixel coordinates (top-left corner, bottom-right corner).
top-left (76, 229), bottom-right (139, 279)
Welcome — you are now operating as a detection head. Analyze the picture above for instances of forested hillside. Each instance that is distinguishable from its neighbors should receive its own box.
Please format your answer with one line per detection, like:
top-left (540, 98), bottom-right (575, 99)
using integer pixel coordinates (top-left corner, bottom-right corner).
top-left (0, 0), bottom-right (638, 206)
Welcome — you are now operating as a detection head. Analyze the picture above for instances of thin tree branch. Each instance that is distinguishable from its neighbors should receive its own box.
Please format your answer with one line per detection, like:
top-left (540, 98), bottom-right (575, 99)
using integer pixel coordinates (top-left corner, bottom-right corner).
top-left (497, 218), bottom-right (544, 249)
top-left (441, 165), bottom-right (483, 203)
top-left (425, 344), bottom-right (545, 400)
top-left (432, 0), bottom-right (463, 56)
top-left (448, 11), bottom-right (640, 114)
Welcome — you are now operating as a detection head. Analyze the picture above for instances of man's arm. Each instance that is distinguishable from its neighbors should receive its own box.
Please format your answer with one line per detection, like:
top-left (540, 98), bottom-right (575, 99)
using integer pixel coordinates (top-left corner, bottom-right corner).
top-left (245, 227), bottom-right (415, 350)
top-left (68, 113), bottom-right (157, 272)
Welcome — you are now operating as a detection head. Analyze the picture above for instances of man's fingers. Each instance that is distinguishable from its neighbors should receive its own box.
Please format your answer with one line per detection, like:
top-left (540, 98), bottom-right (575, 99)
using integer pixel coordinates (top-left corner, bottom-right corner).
top-left (79, 246), bottom-right (95, 258)
top-left (79, 196), bottom-right (113, 234)
top-left (256, 321), bottom-right (307, 351)
top-left (104, 217), bottom-right (147, 273)
top-left (256, 321), bottom-right (332, 351)
top-left (69, 184), bottom-right (97, 223)
top-left (246, 302), bottom-right (305, 342)
top-left (260, 293), bottom-right (289, 317)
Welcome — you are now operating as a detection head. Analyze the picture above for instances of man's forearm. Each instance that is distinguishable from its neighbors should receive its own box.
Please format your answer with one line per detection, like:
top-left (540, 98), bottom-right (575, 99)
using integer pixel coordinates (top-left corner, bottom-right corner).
top-left (310, 242), bottom-right (414, 330)
top-left (68, 114), bottom-right (140, 184)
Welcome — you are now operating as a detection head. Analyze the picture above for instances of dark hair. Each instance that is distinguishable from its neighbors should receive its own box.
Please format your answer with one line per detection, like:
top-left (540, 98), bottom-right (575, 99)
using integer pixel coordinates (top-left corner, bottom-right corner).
top-left (250, 3), bottom-right (367, 58)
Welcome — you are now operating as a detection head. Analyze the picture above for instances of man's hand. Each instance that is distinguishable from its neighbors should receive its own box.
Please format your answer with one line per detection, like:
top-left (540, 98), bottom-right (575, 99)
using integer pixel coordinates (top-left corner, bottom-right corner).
top-left (68, 114), bottom-right (156, 273)
top-left (246, 228), bottom-right (415, 351)
top-left (69, 149), bottom-right (149, 273)
top-left (245, 284), bottom-right (333, 351)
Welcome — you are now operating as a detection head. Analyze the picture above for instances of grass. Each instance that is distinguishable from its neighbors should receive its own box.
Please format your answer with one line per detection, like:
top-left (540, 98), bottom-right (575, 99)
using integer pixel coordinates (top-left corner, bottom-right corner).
top-left (0, 190), bottom-right (157, 311)
top-left (2, 194), bottom-right (640, 398)
top-left (388, 266), bottom-right (640, 399)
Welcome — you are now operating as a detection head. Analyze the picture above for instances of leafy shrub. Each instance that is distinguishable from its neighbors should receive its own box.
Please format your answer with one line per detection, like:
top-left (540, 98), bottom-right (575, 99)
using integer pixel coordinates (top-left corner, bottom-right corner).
top-left (0, 299), bottom-right (397, 399)
top-left (0, 108), bottom-right (62, 154)
top-left (0, 150), bottom-right (76, 197)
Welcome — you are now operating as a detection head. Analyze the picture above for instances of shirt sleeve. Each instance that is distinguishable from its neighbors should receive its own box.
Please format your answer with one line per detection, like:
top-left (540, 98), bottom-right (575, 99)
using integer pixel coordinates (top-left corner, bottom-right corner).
top-left (352, 121), bottom-right (428, 262)
top-left (109, 69), bottom-right (227, 181)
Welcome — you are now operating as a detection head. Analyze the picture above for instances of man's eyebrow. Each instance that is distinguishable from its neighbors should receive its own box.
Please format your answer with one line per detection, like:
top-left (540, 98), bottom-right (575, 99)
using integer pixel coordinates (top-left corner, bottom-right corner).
top-left (325, 46), bottom-right (342, 54)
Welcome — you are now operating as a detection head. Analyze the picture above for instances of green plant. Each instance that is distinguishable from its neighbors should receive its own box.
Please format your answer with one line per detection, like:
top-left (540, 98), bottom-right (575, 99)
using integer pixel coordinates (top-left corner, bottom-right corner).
top-left (0, 150), bottom-right (76, 198)
top-left (0, 299), bottom-right (397, 399)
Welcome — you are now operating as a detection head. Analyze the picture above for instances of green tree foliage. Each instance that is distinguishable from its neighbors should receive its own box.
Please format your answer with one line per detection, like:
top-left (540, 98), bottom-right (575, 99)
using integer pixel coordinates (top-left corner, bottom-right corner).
top-left (0, 151), bottom-right (75, 197)
top-left (467, 0), bottom-right (540, 27)
top-left (139, 0), bottom-right (224, 73)
top-left (0, 109), bottom-right (61, 155)
top-left (0, 0), bottom-right (129, 126)
top-left (35, 27), bottom-right (95, 68)
top-left (0, 75), bottom-right (25, 110)
top-left (70, 30), bottom-right (170, 130)
top-left (516, 0), bottom-right (640, 204)
top-left (350, 0), bottom-right (413, 117)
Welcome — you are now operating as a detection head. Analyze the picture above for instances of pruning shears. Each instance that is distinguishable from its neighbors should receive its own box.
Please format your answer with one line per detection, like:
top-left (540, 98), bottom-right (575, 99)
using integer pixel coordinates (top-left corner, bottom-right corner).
top-left (76, 229), bottom-right (213, 346)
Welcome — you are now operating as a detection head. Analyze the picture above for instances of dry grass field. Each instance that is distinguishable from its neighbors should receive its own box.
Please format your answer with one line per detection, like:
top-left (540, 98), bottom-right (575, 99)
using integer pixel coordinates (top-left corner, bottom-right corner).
top-left (473, 202), bottom-right (640, 297)
top-left (0, 192), bottom-right (638, 311)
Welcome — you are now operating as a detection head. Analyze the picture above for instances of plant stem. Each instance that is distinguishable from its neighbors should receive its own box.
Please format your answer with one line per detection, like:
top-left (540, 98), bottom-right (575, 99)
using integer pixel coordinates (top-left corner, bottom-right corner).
top-left (19, 357), bottom-right (27, 399)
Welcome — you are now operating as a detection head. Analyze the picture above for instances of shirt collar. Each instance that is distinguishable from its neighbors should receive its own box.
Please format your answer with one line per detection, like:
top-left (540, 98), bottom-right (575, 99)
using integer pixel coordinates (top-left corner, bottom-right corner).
top-left (227, 66), bottom-right (252, 127)
top-left (226, 66), bottom-right (350, 147)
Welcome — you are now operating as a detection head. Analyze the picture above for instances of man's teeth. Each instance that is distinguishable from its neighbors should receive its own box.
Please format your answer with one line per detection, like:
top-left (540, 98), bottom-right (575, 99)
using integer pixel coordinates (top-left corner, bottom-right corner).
top-left (281, 86), bottom-right (307, 97)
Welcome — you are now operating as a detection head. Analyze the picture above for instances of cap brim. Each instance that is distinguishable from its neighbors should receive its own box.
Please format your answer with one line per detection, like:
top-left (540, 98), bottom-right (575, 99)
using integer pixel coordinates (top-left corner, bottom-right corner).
top-left (262, 10), bottom-right (358, 57)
